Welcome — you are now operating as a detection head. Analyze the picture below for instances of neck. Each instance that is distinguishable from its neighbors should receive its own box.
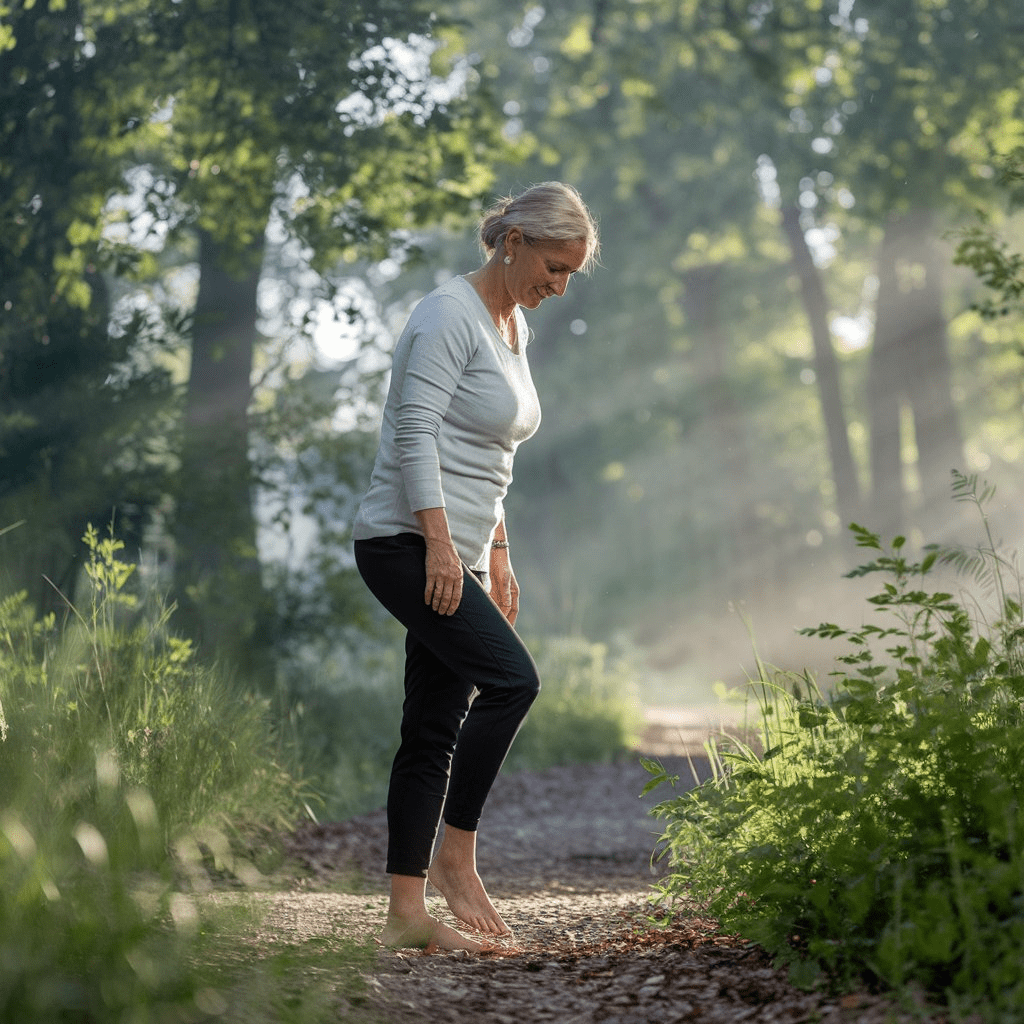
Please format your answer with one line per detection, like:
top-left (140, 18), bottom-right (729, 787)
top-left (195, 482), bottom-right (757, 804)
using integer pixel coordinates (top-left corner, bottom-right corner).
top-left (466, 257), bottom-right (516, 326)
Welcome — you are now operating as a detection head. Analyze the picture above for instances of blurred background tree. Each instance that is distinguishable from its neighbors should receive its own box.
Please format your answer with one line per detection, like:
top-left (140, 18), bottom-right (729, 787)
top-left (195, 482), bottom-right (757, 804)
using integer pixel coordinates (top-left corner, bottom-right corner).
top-left (0, 0), bottom-right (176, 613)
top-left (1, 0), bottom-right (509, 675)
top-left (409, 0), bottom-right (1024, 693)
top-left (3, 0), bottom-right (1023, 759)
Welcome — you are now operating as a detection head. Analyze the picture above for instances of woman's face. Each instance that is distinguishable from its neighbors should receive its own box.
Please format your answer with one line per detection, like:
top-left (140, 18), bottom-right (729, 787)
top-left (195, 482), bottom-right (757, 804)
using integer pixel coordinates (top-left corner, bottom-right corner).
top-left (504, 232), bottom-right (588, 309)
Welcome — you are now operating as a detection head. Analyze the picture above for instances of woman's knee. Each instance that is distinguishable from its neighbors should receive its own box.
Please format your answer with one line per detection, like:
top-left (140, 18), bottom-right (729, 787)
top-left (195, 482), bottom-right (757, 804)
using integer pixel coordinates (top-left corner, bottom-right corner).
top-left (512, 655), bottom-right (541, 704)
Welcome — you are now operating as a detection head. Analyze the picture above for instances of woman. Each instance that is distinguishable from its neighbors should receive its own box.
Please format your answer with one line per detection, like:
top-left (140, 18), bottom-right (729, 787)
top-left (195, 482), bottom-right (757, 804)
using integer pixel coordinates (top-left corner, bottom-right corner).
top-left (352, 181), bottom-right (599, 953)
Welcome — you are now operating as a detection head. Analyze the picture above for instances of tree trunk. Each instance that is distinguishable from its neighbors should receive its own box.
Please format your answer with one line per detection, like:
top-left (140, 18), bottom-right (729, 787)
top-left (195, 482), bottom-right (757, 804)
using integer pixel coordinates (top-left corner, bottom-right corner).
top-left (868, 221), bottom-right (909, 538)
top-left (901, 214), bottom-right (964, 527)
top-left (173, 226), bottom-right (271, 677)
top-left (680, 262), bottom-right (757, 595)
top-left (868, 211), bottom-right (964, 539)
top-left (781, 204), bottom-right (862, 531)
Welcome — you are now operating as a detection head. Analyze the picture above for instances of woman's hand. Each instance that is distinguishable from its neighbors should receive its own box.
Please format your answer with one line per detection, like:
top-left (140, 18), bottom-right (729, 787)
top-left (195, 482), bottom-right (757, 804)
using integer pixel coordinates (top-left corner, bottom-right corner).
top-left (424, 538), bottom-right (464, 615)
top-left (490, 546), bottom-right (519, 625)
top-left (415, 507), bottom-right (463, 615)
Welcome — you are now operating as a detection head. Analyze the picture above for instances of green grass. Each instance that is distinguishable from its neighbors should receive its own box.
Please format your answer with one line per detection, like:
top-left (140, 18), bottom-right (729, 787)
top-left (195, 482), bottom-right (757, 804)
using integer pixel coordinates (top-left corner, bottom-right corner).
top-left (0, 525), bottom-right (377, 1023)
top-left (647, 472), bottom-right (1024, 1021)
top-left (1, 527), bottom-right (307, 840)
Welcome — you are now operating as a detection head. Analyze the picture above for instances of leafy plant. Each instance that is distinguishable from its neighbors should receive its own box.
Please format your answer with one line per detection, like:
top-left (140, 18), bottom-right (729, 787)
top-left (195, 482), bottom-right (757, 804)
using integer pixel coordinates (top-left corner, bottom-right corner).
top-left (953, 149), bottom-right (1024, 320)
top-left (1, 795), bottom-right (203, 1022)
top-left (646, 473), bottom-right (1024, 1019)
top-left (1, 525), bottom-right (307, 843)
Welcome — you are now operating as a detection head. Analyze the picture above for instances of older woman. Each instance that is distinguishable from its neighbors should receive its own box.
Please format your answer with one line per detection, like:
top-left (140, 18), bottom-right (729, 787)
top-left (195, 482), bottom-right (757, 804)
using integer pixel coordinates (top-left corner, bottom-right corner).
top-left (353, 181), bottom-right (599, 953)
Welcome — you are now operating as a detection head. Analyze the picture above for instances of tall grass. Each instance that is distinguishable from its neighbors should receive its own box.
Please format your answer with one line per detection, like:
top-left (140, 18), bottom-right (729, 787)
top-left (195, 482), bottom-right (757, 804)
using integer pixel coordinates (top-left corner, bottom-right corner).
top-left (2, 526), bottom-right (306, 838)
top-left (0, 525), bottom-right (356, 1023)
top-left (647, 473), bottom-right (1024, 1021)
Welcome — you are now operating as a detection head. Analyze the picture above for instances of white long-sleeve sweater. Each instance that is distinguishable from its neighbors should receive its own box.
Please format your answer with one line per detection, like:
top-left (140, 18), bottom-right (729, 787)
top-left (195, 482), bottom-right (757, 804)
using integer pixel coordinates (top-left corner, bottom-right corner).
top-left (352, 276), bottom-right (541, 572)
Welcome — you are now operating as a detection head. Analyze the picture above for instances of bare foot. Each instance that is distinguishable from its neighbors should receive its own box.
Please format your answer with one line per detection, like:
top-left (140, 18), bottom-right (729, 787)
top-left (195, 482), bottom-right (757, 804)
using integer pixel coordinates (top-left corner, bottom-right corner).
top-left (427, 859), bottom-right (510, 936)
top-left (380, 912), bottom-right (491, 954)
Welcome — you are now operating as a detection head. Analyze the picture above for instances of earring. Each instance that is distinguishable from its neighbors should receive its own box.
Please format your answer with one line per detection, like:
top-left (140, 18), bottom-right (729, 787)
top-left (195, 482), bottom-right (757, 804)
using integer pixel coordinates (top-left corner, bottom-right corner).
top-left (504, 255), bottom-right (512, 265)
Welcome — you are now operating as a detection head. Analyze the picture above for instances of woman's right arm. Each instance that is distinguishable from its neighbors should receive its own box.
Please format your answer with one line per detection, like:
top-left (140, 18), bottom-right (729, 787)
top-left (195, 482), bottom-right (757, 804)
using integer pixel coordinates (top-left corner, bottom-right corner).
top-left (414, 506), bottom-right (464, 616)
top-left (395, 301), bottom-right (476, 616)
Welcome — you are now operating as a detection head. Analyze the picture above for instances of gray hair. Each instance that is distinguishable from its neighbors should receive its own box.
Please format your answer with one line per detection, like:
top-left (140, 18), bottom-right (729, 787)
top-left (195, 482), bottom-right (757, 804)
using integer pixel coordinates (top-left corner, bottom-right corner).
top-left (479, 181), bottom-right (600, 273)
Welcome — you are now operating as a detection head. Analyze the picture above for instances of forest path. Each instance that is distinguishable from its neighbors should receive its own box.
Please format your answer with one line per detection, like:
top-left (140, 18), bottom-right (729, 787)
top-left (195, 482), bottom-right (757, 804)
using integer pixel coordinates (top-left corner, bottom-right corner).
top-left (230, 712), bottom-right (930, 1023)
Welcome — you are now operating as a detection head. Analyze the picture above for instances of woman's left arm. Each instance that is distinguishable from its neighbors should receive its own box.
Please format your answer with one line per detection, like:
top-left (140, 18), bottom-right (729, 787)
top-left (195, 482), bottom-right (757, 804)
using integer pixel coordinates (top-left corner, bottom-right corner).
top-left (489, 520), bottom-right (519, 626)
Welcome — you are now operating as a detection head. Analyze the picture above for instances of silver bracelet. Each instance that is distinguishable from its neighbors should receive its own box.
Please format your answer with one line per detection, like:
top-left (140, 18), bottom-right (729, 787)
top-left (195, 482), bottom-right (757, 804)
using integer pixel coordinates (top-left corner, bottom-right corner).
top-left (491, 539), bottom-right (510, 550)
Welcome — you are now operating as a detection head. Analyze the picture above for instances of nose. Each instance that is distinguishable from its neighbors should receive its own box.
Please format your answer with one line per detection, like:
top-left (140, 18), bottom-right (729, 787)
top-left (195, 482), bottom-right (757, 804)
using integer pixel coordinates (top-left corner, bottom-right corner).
top-left (552, 274), bottom-right (569, 297)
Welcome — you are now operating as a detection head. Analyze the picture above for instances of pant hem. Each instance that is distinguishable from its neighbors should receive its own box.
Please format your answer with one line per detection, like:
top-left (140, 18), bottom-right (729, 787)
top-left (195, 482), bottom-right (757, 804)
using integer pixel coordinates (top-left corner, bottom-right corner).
top-left (386, 865), bottom-right (429, 879)
top-left (442, 817), bottom-right (480, 832)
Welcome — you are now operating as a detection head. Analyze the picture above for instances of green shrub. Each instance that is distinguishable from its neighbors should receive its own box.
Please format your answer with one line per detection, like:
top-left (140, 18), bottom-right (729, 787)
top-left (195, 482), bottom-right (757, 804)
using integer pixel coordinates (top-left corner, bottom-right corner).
top-left (279, 636), bottom-right (406, 820)
top-left (1, 526), bottom-right (305, 841)
top-left (1, 803), bottom-right (378, 1023)
top-left (1, 797), bottom-right (202, 1022)
top-left (647, 473), bottom-right (1024, 1020)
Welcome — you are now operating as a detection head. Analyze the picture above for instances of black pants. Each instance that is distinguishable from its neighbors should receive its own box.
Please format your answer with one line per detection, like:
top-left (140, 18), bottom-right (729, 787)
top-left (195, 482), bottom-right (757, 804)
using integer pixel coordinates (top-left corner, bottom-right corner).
top-left (354, 533), bottom-right (541, 878)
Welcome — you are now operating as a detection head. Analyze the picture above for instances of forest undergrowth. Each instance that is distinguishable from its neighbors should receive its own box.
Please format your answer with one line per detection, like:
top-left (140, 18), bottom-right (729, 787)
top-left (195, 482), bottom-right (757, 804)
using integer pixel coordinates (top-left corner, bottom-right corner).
top-left (647, 471), bottom-right (1024, 1022)
top-left (292, 627), bottom-right (642, 821)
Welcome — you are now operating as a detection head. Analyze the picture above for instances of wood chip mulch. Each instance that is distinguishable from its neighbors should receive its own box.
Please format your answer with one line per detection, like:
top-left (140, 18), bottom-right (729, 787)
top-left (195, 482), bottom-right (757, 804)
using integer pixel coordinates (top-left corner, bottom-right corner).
top-left (277, 754), bottom-right (947, 1024)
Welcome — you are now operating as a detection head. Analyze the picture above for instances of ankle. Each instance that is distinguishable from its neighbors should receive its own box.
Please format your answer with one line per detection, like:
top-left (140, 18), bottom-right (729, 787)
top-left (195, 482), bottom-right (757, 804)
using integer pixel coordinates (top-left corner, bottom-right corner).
top-left (386, 906), bottom-right (430, 929)
top-left (387, 873), bottom-right (429, 921)
top-left (430, 854), bottom-right (480, 881)
top-left (431, 847), bottom-right (459, 870)
top-left (434, 826), bottom-right (479, 871)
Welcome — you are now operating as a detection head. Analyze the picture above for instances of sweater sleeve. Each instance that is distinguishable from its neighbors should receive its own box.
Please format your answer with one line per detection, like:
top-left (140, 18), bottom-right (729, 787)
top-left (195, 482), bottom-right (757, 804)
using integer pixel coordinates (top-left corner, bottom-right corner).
top-left (394, 297), bottom-right (477, 512)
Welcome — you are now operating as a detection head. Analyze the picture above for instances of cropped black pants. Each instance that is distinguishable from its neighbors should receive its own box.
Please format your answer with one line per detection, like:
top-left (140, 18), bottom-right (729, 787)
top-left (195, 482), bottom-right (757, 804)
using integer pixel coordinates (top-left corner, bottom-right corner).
top-left (354, 533), bottom-right (541, 878)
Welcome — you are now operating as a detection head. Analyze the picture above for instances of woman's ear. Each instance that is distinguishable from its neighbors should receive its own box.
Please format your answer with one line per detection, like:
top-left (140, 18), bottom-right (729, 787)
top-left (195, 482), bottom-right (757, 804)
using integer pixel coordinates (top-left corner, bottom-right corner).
top-left (503, 227), bottom-right (524, 260)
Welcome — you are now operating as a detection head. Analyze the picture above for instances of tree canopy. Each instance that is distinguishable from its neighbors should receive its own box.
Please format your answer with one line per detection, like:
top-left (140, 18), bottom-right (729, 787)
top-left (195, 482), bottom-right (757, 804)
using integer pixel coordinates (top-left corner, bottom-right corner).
top-left (423, 0), bottom-right (1024, 677)
top-left (3, 0), bottom-right (1022, 694)
top-left (1, 0), bottom-right (509, 665)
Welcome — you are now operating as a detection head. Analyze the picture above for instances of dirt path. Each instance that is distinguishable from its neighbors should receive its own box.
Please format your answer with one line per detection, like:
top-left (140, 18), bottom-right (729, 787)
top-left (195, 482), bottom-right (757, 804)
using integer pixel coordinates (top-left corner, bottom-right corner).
top-left (243, 713), bottom-right (937, 1023)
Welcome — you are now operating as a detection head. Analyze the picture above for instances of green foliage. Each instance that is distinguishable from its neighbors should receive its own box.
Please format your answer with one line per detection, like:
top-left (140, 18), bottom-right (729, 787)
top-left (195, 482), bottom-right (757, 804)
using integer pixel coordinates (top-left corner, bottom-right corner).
top-left (954, 225), bottom-right (1024, 319)
top-left (0, 0), bottom-right (177, 611)
top-left (1, 525), bottom-right (305, 841)
top-left (647, 475), bottom-right (1024, 1018)
top-left (507, 636), bottom-right (642, 771)
top-left (1, 806), bottom-right (378, 1023)
top-left (1, 793), bottom-right (204, 1022)
top-left (953, 149), bottom-right (1024, 320)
